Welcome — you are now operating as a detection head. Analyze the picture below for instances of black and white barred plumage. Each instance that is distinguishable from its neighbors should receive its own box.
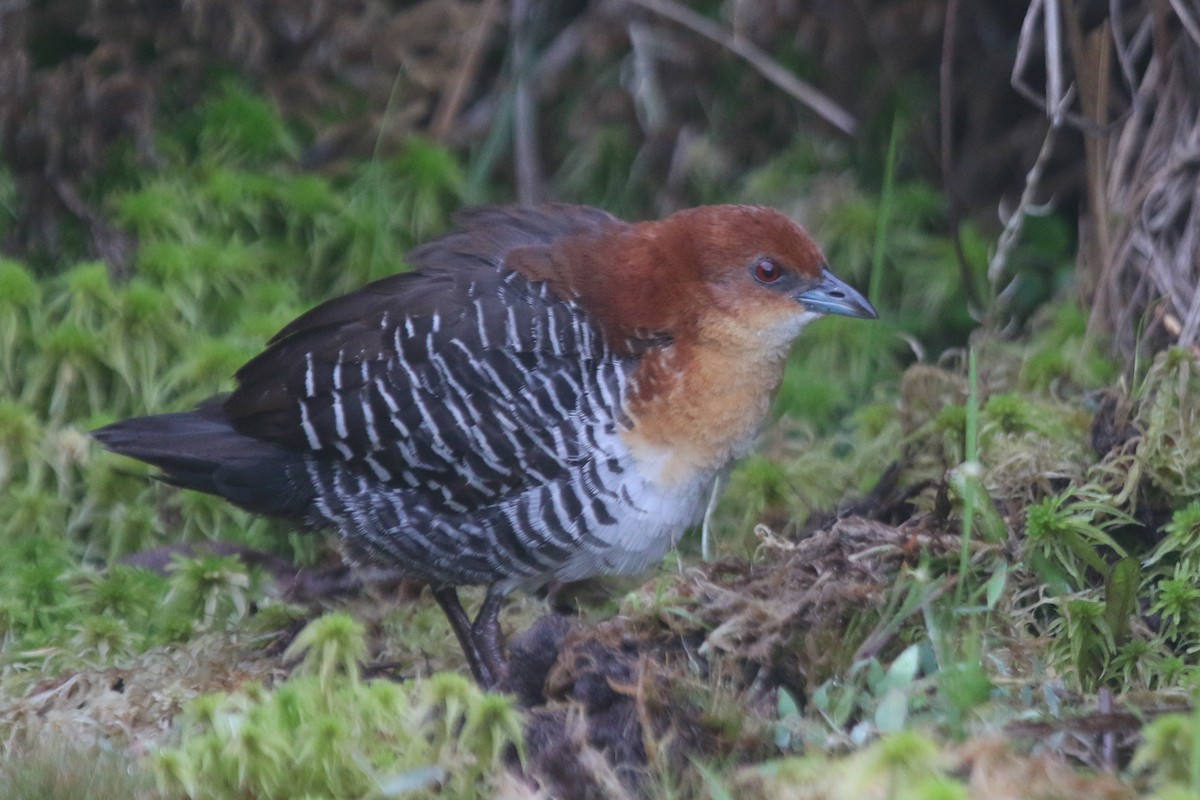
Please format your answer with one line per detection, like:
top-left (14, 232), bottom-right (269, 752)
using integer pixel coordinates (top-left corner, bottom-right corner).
top-left (96, 206), bottom-right (695, 592)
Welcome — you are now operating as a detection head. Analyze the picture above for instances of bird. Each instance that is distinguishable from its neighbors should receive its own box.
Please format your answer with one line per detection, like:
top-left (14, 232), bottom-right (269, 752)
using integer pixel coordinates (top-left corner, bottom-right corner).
top-left (94, 203), bottom-right (877, 687)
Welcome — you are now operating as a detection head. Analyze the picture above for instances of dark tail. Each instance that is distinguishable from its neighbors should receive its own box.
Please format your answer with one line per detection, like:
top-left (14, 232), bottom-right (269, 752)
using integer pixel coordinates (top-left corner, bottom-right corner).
top-left (93, 401), bottom-right (314, 519)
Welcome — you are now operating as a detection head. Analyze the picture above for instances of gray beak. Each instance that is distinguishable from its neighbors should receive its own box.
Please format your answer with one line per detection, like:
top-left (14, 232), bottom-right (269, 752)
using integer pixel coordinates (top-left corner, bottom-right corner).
top-left (797, 268), bottom-right (878, 319)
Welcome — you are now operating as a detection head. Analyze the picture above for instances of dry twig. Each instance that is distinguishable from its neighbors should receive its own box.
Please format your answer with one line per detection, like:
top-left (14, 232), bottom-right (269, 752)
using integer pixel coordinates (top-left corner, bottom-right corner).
top-left (623, 0), bottom-right (857, 135)
top-left (511, 0), bottom-right (544, 205)
top-left (431, 0), bottom-right (503, 140)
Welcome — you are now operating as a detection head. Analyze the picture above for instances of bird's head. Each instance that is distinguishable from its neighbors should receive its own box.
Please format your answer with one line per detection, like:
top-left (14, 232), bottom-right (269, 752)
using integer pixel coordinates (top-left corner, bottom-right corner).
top-left (653, 205), bottom-right (877, 350)
top-left (509, 203), bottom-right (876, 355)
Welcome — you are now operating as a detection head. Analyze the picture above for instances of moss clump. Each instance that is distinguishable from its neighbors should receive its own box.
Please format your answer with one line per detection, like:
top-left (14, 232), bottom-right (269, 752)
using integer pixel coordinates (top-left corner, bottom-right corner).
top-left (1131, 348), bottom-right (1200, 504)
top-left (738, 731), bottom-right (1135, 800)
top-left (1132, 711), bottom-right (1200, 795)
top-left (156, 613), bottom-right (524, 800)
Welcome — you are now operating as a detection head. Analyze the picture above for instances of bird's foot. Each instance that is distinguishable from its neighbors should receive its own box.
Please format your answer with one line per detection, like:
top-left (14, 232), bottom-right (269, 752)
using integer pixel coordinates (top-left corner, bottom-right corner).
top-left (431, 585), bottom-right (509, 689)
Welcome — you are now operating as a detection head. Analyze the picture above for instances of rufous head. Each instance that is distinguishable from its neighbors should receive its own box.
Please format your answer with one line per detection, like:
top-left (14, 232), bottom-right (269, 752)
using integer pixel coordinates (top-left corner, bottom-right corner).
top-left (650, 205), bottom-right (876, 347)
top-left (509, 204), bottom-right (876, 353)
top-left (585, 205), bottom-right (875, 350)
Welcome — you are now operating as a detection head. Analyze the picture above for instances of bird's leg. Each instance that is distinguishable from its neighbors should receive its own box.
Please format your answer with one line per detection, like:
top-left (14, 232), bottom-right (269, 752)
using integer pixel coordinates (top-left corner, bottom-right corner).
top-left (431, 586), bottom-right (495, 687)
top-left (471, 585), bottom-right (509, 686)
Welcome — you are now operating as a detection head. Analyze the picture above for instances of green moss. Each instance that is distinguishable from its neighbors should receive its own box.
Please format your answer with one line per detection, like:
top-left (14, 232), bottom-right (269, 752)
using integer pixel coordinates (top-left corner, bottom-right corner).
top-left (0, 399), bottom-right (42, 461)
top-left (1019, 303), bottom-right (1117, 391)
top-left (1135, 348), bottom-right (1200, 503)
top-left (156, 615), bottom-right (523, 800)
top-left (1023, 493), bottom-right (1128, 587)
top-left (114, 180), bottom-right (194, 237)
top-left (280, 173), bottom-right (336, 216)
top-left (746, 731), bottom-right (959, 799)
top-left (60, 261), bottom-right (116, 308)
top-left (197, 80), bottom-right (297, 163)
top-left (284, 612), bottom-right (369, 693)
top-left (1132, 712), bottom-right (1200, 794)
top-left (0, 258), bottom-right (40, 308)
top-left (84, 564), bottom-right (167, 619)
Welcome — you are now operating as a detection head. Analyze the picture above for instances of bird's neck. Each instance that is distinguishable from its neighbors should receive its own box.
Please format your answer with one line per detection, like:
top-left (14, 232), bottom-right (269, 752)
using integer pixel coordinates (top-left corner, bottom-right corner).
top-left (621, 339), bottom-right (789, 486)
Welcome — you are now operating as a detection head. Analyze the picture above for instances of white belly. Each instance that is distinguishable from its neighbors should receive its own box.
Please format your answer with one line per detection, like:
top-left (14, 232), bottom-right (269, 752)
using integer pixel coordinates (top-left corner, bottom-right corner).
top-left (550, 436), bottom-right (717, 582)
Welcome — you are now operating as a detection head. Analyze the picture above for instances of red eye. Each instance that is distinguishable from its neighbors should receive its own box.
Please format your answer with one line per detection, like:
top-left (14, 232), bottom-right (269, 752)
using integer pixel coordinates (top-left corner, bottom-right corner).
top-left (754, 258), bottom-right (782, 284)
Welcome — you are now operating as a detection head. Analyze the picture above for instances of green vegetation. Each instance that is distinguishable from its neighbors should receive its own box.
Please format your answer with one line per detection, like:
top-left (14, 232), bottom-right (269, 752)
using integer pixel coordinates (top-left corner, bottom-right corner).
top-left (154, 614), bottom-right (523, 799)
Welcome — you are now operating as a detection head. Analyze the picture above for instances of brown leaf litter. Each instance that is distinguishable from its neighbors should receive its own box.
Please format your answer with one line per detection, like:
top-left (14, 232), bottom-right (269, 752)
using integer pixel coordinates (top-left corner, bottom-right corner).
top-left (497, 515), bottom-right (962, 797)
